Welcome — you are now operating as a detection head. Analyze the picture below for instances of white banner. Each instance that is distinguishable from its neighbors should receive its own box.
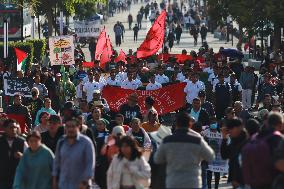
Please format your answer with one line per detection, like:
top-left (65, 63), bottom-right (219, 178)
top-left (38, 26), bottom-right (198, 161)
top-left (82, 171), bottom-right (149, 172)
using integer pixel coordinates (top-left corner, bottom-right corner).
top-left (49, 35), bottom-right (75, 66)
top-left (74, 20), bottom-right (101, 37)
top-left (202, 130), bottom-right (229, 173)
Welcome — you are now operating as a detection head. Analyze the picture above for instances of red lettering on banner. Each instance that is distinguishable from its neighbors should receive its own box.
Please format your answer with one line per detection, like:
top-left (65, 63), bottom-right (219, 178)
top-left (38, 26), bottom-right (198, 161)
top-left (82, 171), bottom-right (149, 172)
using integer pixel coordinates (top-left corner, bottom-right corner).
top-left (102, 83), bottom-right (186, 115)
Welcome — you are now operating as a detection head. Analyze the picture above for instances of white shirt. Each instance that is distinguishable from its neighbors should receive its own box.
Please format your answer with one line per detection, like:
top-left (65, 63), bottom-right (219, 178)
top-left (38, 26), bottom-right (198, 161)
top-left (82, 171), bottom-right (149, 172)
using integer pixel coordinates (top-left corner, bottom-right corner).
top-left (203, 67), bottom-right (213, 75)
top-left (155, 74), bottom-right (169, 84)
top-left (83, 81), bottom-right (100, 102)
top-left (177, 72), bottom-right (186, 81)
top-left (121, 79), bottom-right (140, 90)
top-left (231, 80), bottom-right (242, 91)
top-left (107, 77), bottom-right (121, 87)
top-left (184, 80), bottom-right (205, 103)
top-left (146, 82), bottom-right (162, 90)
top-left (76, 83), bottom-right (83, 98)
top-left (134, 78), bottom-right (143, 87)
top-left (117, 72), bottom-right (127, 81)
top-left (208, 73), bottom-right (217, 85)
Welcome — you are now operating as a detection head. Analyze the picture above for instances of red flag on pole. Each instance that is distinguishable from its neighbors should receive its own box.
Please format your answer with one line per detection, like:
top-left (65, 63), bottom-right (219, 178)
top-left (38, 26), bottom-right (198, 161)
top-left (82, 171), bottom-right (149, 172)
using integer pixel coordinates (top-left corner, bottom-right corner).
top-left (95, 29), bottom-right (106, 60)
top-left (100, 36), bottom-right (113, 69)
top-left (14, 48), bottom-right (28, 71)
top-left (136, 10), bottom-right (167, 59)
top-left (82, 61), bottom-right (94, 68)
top-left (115, 49), bottom-right (127, 63)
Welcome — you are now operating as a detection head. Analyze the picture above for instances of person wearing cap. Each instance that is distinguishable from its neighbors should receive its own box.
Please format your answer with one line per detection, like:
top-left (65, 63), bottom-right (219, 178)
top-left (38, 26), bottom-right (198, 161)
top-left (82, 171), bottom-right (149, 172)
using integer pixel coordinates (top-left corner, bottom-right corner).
top-left (221, 118), bottom-right (248, 188)
top-left (213, 73), bottom-right (232, 119)
top-left (184, 72), bottom-right (205, 105)
top-left (53, 72), bottom-right (65, 113)
top-left (41, 115), bottom-right (64, 153)
top-left (0, 119), bottom-right (28, 189)
top-left (92, 90), bottom-right (110, 113)
top-left (24, 87), bottom-right (44, 125)
top-left (121, 72), bottom-right (140, 90)
top-left (119, 93), bottom-right (143, 125)
top-left (13, 131), bottom-right (54, 189)
top-left (154, 112), bottom-right (215, 189)
top-left (6, 94), bottom-right (32, 132)
top-left (83, 72), bottom-right (100, 103)
top-left (155, 66), bottom-right (169, 85)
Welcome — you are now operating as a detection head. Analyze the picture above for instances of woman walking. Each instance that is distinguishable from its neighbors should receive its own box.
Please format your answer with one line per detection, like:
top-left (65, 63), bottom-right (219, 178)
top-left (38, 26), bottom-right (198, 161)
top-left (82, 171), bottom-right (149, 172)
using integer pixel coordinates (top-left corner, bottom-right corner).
top-left (13, 131), bottom-right (54, 189)
top-left (107, 136), bottom-right (151, 189)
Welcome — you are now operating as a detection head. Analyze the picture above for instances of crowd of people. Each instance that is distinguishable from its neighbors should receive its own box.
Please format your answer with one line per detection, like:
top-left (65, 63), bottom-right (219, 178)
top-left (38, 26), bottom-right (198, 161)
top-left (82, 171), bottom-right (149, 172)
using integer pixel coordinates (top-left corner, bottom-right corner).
top-left (1, 0), bottom-right (284, 189)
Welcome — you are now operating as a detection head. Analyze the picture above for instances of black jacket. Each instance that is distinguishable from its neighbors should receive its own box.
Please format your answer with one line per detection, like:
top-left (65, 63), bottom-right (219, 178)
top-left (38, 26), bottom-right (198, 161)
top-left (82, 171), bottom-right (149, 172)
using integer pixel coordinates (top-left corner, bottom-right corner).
top-left (0, 135), bottom-right (25, 188)
top-left (221, 130), bottom-right (248, 185)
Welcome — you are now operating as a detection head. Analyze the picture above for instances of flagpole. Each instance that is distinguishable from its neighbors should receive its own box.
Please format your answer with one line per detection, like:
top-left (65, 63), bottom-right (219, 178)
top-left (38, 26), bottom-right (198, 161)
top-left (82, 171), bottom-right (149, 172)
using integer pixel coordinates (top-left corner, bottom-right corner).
top-left (3, 19), bottom-right (8, 59)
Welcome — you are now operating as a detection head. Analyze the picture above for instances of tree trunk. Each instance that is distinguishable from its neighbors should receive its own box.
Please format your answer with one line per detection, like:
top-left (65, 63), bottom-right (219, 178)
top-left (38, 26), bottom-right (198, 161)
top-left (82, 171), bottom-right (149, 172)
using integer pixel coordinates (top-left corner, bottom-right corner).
top-left (273, 23), bottom-right (281, 51)
top-left (47, 8), bottom-right (53, 36)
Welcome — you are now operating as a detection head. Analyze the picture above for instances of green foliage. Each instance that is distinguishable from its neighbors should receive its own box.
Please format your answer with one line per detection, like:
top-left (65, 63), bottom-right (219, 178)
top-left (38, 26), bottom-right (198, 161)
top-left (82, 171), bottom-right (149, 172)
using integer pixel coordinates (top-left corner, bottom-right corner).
top-left (0, 41), bottom-right (34, 70)
top-left (27, 39), bottom-right (46, 63)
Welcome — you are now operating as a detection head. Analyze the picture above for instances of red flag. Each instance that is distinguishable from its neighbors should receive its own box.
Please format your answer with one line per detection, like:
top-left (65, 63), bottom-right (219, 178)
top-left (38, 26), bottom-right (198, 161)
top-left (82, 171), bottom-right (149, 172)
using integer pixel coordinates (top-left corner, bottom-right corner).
top-left (176, 54), bottom-right (192, 63)
top-left (95, 29), bottom-right (106, 60)
top-left (82, 61), bottom-right (94, 68)
top-left (115, 49), bottom-right (127, 63)
top-left (100, 36), bottom-right (113, 69)
top-left (136, 10), bottom-right (167, 59)
top-left (102, 82), bottom-right (186, 115)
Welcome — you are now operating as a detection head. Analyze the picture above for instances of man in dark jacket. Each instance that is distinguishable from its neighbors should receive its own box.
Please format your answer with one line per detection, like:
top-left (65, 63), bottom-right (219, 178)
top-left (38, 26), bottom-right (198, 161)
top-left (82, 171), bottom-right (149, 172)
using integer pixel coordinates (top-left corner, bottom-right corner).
top-left (221, 118), bottom-right (248, 189)
top-left (119, 93), bottom-right (142, 125)
top-left (188, 97), bottom-right (210, 126)
top-left (133, 24), bottom-right (139, 42)
top-left (6, 94), bottom-right (32, 132)
top-left (0, 119), bottom-right (27, 189)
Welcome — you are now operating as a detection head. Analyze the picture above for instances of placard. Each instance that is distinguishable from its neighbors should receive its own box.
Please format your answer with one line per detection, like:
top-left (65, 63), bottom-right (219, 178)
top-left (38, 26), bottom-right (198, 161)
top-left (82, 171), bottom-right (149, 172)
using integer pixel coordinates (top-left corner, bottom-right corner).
top-left (49, 35), bottom-right (75, 65)
top-left (74, 20), bottom-right (101, 37)
top-left (4, 77), bottom-right (33, 97)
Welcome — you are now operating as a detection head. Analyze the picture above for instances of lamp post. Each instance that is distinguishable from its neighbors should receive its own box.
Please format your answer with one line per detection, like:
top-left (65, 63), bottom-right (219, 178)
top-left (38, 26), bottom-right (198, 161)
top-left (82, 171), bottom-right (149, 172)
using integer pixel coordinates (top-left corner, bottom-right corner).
top-left (31, 15), bottom-right (35, 39)
top-left (226, 15), bottom-right (232, 43)
top-left (3, 19), bottom-right (8, 59)
top-left (59, 11), bottom-right (64, 35)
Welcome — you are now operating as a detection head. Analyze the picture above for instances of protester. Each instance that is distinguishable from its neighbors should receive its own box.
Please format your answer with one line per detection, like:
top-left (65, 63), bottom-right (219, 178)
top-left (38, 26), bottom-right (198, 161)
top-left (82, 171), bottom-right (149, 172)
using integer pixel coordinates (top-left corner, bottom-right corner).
top-left (107, 136), bottom-right (151, 189)
top-left (221, 118), bottom-right (248, 189)
top-left (34, 112), bottom-right (50, 133)
top-left (41, 115), bottom-right (64, 153)
top-left (239, 66), bottom-right (255, 109)
top-left (0, 119), bottom-right (27, 189)
top-left (154, 112), bottom-right (215, 188)
top-left (25, 87), bottom-right (44, 125)
top-left (33, 75), bottom-right (48, 99)
top-left (141, 109), bottom-right (160, 132)
top-left (13, 131), bottom-right (54, 189)
top-left (133, 24), bottom-right (139, 42)
top-left (52, 117), bottom-right (95, 189)
top-left (128, 13), bottom-right (133, 29)
top-left (34, 98), bottom-right (56, 126)
top-left (188, 97), bottom-right (210, 126)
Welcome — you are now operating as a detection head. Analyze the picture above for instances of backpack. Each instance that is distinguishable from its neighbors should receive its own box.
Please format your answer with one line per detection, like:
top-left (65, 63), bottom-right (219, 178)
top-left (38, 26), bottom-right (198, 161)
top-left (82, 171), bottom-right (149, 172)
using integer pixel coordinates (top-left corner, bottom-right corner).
top-left (242, 131), bottom-right (281, 187)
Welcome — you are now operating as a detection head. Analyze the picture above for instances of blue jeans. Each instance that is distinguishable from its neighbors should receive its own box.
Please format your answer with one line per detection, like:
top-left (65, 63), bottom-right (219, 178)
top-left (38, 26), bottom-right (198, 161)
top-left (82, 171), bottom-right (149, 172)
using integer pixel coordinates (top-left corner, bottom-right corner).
top-left (201, 161), bottom-right (208, 189)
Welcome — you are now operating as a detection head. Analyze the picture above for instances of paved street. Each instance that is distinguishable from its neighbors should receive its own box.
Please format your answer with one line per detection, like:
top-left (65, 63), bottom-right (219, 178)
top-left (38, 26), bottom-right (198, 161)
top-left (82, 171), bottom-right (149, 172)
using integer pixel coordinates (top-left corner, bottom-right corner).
top-left (82, 1), bottom-right (237, 62)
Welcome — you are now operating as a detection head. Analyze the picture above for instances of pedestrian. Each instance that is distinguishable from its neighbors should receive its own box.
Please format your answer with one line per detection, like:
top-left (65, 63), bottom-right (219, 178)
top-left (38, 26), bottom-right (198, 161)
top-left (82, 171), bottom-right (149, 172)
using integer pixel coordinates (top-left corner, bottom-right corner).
top-left (133, 24), bottom-right (139, 42)
top-left (128, 13), bottom-right (133, 29)
top-left (146, 73), bottom-right (162, 90)
top-left (213, 74), bottom-right (232, 119)
top-left (89, 38), bottom-right (97, 61)
top-left (188, 98), bottom-right (210, 126)
top-left (107, 136), bottom-right (151, 189)
top-left (0, 119), bottom-right (27, 189)
top-left (154, 112), bottom-right (215, 189)
top-left (119, 22), bottom-right (125, 42)
top-left (167, 30), bottom-right (175, 51)
top-left (52, 117), bottom-right (95, 189)
top-left (34, 112), bottom-right (50, 133)
top-left (230, 73), bottom-right (242, 103)
top-left (83, 72), bottom-right (100, 103)
top-left (175, 24), bottom-right (183, 45)
top-left (198, 90), bottom-right (216, 119)
top-left (33, 75), bottom-right (48, 99)
top-left (200, 24), bottom-right (208, 43)
top-left (34, 98), bottom-right (56, 126)
top-left (41, 115), bottom-right (64, 153)
top-left (190, 25), bottom-right (199, 46)
top-left (239, 66), bottom-right (255, 109)
top-left (137, 11), bottom-right (143, 29)
top-left (221, 118), bottom-right (248, 189)
top-left (184, 72), bottom-right (205, 106)
top-left (113, 22), bottom-right (123, 47)
top-left (13, 131), bottom-right (54, 189)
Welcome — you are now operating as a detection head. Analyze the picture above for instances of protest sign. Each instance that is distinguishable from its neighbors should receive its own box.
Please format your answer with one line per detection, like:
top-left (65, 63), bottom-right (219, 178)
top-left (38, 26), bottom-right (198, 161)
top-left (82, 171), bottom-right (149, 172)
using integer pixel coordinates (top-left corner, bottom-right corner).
top-left (74, 20), bottom-right (101, 37)
top-left (49, 35), bottom-right (75, 66)
top-left (4, 77), bottom-right (33, 97)
top-left (203, 130), bottom-right (229, 173)
top-left (102, 82), bottom-right (186, 115)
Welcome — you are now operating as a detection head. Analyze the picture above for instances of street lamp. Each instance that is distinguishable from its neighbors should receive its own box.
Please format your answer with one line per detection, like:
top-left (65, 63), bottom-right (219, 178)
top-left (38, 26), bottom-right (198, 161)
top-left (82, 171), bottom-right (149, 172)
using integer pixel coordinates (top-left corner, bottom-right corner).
top-left (226, 15), bottom-right (232, 43)
top-left (3, 19), bottom-right (8, 59)
top-left (31, 15), bottom-right (35, 39)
